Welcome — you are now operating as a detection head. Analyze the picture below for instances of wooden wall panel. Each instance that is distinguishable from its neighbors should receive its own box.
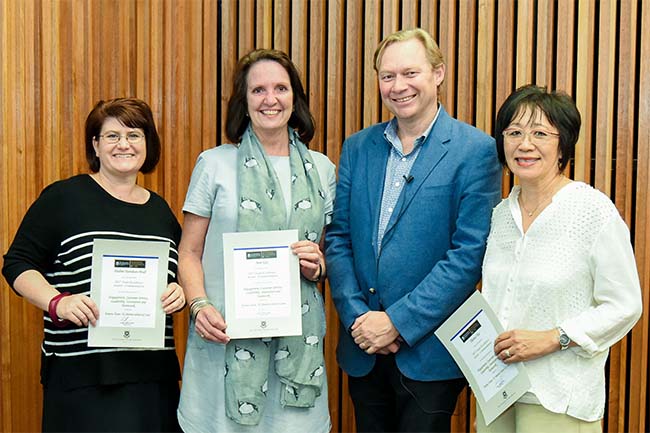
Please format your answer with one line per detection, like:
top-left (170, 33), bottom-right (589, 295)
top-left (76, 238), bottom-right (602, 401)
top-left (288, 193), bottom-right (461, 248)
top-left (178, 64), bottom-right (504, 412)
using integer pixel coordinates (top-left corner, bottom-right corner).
top-left (362, 0), bottom-right (381, 128)
top-left (456, 0), bottom-right (476, 124)
top-left (1, 1), bottom-right (648, 432)
top-left (535, 0), bottom-right (555, 87)
top-left (290, 0), bottom-right (308, 88)
top-left (610, 3), bottom-right (638, 431)
top-left (514, 0), bottom-right (534, 87)
top-left (630, 3), bottom-right (650, 433)
top-left (593, 0), bottom-right (617, 196)
top-left (573, 0), bottom-right (594, 183)
top-left (438, 0), bottom-right (456, 113)
top-left (475, 0), bottom-right (495, 133)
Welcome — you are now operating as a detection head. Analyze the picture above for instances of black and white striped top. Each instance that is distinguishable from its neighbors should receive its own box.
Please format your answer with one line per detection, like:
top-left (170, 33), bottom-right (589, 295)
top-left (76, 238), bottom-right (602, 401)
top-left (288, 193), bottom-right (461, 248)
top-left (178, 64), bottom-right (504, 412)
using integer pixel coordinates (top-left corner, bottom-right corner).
top-left (3, 175), bottom-right (182, 389)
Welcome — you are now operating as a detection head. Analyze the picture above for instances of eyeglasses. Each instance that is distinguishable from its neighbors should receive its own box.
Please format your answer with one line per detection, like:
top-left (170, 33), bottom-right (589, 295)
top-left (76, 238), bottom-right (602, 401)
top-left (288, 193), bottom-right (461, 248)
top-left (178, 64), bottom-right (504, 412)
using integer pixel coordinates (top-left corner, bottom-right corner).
top-left (96, 131), bottom-right (145, 144)
top-left (502, 128), bottom-right (559, 145)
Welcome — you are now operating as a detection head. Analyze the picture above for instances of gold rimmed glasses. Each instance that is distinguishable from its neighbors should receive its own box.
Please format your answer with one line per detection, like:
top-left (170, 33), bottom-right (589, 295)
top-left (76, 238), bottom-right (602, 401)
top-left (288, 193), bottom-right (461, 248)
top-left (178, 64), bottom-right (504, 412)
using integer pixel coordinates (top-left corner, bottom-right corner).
top-left (502, 128), bottom-right (559, 145)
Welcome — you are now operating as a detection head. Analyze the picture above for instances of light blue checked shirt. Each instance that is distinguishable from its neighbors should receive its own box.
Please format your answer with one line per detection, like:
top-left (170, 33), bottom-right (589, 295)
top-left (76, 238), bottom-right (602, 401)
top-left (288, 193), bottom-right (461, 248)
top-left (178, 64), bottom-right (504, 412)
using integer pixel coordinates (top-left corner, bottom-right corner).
top-left (377, 109), bottom-right (440, 251)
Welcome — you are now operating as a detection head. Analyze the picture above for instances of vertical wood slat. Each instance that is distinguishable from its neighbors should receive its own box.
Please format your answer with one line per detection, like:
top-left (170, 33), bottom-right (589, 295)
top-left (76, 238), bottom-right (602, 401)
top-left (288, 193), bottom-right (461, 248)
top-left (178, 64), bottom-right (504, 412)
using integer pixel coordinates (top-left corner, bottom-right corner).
top-left (593, 1), bottom-right (617, 196)
top-left (437, 0), bottom-right (456, 112)
top-left (161, 0), bottom-right (175, 218)
top-left (554, 0), bottom-right (576, 94)
top-left (455, 0), bottom-right (476, 124)
top-left (238, 0), bottom-right (255, 56)
top-left (21, 4), bottom-right (45, 430)
top-left (514, 0), bottom-right (534, 87)
top-left (495, 0), bottom-right (515, 197)
top-left (290, 0), bottom-right (308, 91)
top-left (363, 0), bottom-right (381, 129)
top-left (272, 0), bottom-right (290, 52)
top-left (0, 2), bottom-right (7, 427)
top-left (345, 0), bottom-right (363, 136)
top-left (380, 0), bottom-right (400, 123)
top-left (420, 0), bottom-right (438, 43)
top-left (257, 0), bottom-right (273, 48)
top-left (1, 2), bottom-right (649, 432)
top-left (573, 0), bottom-right (593, 183)
top-left (595, 3), bottom-right (622, 427)
top-left (401, 0), bottom-right (418, 29)
top-left (534, 0), bottom-right (555, 87)
top-left (609, 2), bottom-right (638, 432)
top-left (325, 0), bottom-right (346, 430)
top-left (307, 0), bottom-right (327, 152)
top-left (475, 0), bottom-right (495, 133)
top-left (2, 1), bottom-right (17, 430)
top-left (630, 3), bottom-right (650, 433)
top-left (613, 0), bottom-right (637, 222)
top-left (220, 0), bottom-right (237, 145)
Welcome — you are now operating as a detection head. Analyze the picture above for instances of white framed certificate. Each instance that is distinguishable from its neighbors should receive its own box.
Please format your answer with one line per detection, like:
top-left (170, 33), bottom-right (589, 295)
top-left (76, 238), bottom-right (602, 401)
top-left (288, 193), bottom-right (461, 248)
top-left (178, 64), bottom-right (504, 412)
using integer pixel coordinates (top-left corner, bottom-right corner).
top-left (435, 291), bottom-right (531, 425)
top-left (223, 229), bottom-right (302, 339)
top-left (88, 239), bottom-right (169, 348)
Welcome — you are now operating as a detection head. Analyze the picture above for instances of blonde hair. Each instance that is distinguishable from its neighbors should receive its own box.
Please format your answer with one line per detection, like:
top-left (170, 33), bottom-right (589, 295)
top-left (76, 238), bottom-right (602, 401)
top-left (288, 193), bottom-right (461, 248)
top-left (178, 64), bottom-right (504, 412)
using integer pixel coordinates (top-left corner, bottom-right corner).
top-left (373, 28), bottom-right (444, 72)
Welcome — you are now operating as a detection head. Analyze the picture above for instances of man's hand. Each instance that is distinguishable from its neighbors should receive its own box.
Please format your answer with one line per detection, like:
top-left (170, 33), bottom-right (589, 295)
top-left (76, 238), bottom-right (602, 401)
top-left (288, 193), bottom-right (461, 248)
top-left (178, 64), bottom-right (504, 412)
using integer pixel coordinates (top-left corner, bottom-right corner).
top-left (376, 341), bottom-right (401, 355)
top-left (351, 311), bottom-right (400, 354)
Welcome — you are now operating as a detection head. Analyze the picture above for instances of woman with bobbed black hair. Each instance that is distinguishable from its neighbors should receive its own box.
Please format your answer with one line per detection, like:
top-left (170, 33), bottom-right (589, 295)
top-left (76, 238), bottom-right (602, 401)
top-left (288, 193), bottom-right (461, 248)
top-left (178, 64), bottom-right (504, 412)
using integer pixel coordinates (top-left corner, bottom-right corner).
top-left (476, 85), bottom-right (642, 432)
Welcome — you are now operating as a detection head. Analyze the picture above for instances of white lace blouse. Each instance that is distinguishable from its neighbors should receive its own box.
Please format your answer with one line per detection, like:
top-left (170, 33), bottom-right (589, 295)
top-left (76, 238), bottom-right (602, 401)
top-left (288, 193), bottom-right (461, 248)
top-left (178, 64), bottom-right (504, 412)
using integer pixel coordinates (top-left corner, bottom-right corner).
top-left (482, 181), bottom-right (642, 422)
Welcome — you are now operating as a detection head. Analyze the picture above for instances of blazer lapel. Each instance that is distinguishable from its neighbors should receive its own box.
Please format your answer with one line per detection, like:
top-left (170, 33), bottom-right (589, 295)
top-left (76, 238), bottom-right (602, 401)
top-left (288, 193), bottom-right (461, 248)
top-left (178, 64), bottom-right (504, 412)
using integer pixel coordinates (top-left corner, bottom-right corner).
top-left (366, 132), bottom-right (390, 256)
top-left (381, 107), bottom-right (452, 245)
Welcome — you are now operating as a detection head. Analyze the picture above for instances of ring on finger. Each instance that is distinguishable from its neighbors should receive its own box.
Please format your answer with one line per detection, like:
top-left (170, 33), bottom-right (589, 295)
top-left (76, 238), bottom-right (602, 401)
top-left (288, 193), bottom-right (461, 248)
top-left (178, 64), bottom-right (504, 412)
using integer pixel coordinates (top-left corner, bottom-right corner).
top-left (200, 332), bottom-right (205, 338)
top-left (504, 349), bottom-right (511, 358)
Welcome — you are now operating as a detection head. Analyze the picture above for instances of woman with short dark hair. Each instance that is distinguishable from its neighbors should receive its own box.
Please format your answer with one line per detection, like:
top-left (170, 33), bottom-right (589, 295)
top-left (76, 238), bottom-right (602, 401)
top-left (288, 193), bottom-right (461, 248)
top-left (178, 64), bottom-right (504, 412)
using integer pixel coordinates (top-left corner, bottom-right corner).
top-left (3, 98), bottom-right (185, 432)
top-left (477, 85), bottom-right (642, 432)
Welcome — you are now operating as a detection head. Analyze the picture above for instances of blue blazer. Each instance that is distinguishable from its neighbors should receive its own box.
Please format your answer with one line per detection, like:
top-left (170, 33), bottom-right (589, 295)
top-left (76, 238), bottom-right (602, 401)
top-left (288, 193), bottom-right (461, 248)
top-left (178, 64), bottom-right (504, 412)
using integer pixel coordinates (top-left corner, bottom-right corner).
top-left (325, 106), bottom-right (502, 381)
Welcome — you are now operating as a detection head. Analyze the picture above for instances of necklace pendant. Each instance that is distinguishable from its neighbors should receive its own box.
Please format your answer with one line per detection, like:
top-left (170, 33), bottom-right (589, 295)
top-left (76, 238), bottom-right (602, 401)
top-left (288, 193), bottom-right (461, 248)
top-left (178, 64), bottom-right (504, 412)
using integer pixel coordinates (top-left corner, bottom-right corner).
top-left (527, 211), bottom-right (533, 217)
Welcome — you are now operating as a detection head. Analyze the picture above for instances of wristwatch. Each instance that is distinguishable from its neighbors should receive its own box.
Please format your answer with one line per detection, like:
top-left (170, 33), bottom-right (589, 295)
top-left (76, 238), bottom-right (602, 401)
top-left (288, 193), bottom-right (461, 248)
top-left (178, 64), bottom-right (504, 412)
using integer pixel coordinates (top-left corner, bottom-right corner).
top-left (557, 327), bottom-right (571, 350)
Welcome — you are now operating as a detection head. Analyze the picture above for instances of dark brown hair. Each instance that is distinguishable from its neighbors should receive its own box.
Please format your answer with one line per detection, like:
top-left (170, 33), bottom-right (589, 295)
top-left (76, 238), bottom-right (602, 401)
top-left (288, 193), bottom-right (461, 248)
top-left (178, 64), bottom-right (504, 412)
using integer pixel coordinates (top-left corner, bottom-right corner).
top-left (225, 49), bottom-right (315, 144)
top-left (85, 98), bottom-right (161, 173)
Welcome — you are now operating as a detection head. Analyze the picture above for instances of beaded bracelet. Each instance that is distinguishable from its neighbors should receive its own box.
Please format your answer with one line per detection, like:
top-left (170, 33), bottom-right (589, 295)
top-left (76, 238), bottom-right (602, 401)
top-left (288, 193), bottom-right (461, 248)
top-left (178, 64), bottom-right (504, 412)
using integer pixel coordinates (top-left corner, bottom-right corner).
top-left (48, 292), bottom-right (71, 328)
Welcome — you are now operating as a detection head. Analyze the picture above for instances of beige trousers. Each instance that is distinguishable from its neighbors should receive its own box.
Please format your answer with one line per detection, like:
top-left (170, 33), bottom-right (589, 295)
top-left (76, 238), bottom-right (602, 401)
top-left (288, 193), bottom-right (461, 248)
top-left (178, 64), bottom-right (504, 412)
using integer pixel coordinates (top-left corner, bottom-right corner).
top-left (476, 402), bottom-right (602, 433)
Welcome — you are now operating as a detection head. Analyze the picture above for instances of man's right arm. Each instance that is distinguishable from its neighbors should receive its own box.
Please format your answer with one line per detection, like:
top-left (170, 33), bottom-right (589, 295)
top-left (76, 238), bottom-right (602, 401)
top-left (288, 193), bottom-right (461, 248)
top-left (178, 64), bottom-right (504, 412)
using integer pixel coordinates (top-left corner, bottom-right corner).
top-left (325, 139), bottom-right (370, 330)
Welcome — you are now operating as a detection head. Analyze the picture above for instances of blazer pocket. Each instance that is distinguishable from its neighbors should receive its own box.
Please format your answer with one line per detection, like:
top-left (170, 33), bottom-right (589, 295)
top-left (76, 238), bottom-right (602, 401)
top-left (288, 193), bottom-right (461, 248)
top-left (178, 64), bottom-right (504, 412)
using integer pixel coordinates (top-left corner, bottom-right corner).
top-left (418, 182), bottom-right (455, 197)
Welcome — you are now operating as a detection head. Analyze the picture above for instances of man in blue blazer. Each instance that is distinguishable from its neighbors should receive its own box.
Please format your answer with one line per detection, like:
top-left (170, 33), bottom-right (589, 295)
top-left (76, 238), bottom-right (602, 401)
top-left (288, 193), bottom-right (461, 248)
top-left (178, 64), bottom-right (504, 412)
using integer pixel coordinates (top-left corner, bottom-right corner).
top-left (325, 28), bottom-right (502, 432)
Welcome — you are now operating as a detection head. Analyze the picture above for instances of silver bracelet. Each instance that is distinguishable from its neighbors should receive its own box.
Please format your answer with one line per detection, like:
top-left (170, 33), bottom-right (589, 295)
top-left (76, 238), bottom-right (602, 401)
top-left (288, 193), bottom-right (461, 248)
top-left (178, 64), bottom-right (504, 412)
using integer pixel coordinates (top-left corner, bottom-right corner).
top-left (189, 297), bottom-right (213, 321)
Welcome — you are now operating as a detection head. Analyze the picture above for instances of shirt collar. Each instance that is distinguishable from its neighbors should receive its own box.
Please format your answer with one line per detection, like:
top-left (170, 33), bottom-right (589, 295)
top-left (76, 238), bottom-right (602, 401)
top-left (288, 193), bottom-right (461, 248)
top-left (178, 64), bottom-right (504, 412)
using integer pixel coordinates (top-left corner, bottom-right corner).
top-left (383, 104), bottom-right (441, 154)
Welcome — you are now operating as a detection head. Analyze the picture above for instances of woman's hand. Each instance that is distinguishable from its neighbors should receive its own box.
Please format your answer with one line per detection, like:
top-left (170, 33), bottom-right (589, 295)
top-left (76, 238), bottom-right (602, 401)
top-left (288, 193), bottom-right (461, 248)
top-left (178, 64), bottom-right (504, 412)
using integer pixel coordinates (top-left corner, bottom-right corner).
top-left (194, 304), bottom-right (229, 344)
top-left (494, 329), bottom-right (560, 363)
top-left (161, 282), bottom-right (186, 314)
top-left (57, 295), bottom-right (99, 327)
top-left (291, 240), bottom-right (323, 282)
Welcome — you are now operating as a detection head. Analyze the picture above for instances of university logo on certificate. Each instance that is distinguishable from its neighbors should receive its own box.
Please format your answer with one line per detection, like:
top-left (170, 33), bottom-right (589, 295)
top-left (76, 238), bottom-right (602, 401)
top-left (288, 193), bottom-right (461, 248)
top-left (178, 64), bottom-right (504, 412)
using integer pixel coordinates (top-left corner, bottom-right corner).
top-left (223, 229), bottom-right (302, 339)
top-left (88, 239), bottom-right (169, 348)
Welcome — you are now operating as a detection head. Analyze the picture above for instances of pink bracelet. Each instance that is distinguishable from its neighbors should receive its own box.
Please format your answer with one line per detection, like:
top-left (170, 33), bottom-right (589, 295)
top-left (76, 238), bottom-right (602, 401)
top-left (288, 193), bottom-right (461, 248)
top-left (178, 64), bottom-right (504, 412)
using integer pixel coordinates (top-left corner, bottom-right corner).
top-left (48, 292), bottom-right (71, 328)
